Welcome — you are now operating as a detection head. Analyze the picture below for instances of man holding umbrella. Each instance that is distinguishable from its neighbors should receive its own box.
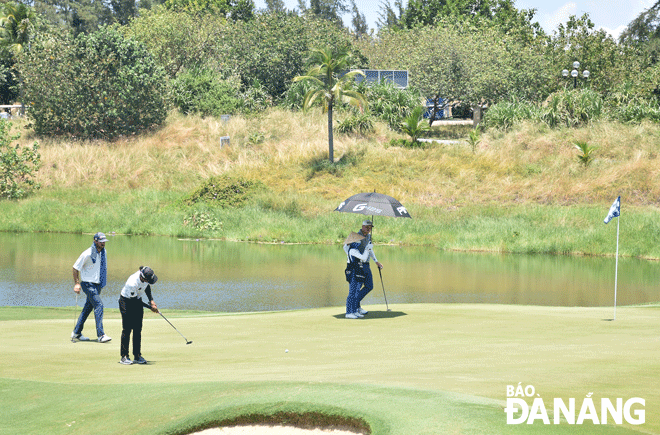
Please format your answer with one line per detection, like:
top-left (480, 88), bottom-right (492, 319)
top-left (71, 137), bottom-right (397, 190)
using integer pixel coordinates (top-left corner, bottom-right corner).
top-left (344, 220), bottom-right (382, 318)
top-left (336, 191), bottom-right (411, 313)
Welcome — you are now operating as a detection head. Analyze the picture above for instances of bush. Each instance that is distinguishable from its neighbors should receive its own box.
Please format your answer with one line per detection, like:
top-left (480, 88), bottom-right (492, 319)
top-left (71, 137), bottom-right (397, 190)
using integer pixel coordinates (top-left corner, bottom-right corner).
top-left (482, 98), bottom-right (541, 130)
top-left (240, 80), bottom-right (273, 115)
top-left (540, 89), bottom-right (604, 128)
top-left (387, 137), bottom-right (427, 148)
top-left (180, 175), bottom-right (264, 207)
top-left (0, 120), bottom-right (40, 199)
top-left (357, 81), bottom-right (422, 130)
top-left (20, 26), bottom-right (168, 139)
top-left (280, 79), bottom-right (315, 111)
top-left (170, 69), bottom-right (243, 117)
top-left (335, 112), bottom-right (374, 135)
top-left (399, 105), bottom-right (430, 143)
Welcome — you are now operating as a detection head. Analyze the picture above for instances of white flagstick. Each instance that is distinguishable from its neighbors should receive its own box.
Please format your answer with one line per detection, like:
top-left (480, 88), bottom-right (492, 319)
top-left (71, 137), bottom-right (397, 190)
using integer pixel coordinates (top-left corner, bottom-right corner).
top-left (613, 215), bottom-right (619, 320)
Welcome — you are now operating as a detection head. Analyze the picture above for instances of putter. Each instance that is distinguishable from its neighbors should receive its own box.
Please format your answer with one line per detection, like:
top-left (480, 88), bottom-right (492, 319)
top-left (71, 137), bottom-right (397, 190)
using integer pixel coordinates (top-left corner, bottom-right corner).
top-left (377, 268), bottom-right (391, 311)
top-left (143, 301), bottom-right (192, 344)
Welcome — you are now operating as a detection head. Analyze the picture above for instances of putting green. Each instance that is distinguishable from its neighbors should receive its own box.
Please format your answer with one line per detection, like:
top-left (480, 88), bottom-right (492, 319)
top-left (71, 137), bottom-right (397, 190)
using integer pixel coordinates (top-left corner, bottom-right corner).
top-left (1, 304), bottom-right (658, 434)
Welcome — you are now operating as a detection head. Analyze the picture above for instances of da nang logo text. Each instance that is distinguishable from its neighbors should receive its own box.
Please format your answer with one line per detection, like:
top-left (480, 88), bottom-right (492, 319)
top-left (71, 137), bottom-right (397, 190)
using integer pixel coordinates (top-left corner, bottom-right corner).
top-left (504, 384), bottom-right (645, 425)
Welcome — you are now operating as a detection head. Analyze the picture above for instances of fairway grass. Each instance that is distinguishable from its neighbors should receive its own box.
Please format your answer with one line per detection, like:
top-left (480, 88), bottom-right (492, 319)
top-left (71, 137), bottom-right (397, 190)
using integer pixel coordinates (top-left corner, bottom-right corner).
top-left (1, 304), bottom-right (659, 435)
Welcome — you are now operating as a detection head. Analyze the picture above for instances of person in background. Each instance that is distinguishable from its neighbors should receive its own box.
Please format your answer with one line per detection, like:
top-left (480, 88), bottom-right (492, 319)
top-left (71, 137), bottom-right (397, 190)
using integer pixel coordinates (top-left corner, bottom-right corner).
top-left (71, 232), bottom-right (111, 343)
top-left (354, 220), bottom-right (383, 316)
top-left (343, 232), bottom-right (366, 319)
top-left (118, 266), bottom-right (159, 365)
top-left (343, 220), bottom-right (383, 318)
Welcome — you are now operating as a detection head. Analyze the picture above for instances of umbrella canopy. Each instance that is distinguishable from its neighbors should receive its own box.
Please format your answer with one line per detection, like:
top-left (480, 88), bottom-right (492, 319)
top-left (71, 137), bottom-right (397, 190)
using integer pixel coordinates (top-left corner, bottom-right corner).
top-left (334, 192), bottom-right (412, 219)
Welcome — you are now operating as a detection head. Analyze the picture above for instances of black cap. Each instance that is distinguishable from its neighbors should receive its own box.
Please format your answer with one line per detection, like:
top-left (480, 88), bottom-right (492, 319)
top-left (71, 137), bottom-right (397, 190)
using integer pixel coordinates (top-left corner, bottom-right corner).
top-left (140, 266), bottom-right (158, 284)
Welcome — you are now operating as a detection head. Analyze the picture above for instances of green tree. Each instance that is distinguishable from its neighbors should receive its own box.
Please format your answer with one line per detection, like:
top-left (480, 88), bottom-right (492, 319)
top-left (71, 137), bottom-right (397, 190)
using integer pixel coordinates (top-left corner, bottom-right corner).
top-left (364, 23), bottom-right (551, 117)
top-left (350, 0), bottom-right (368, 38)
top-left (294, 47), bottom-right (367, 162)
top-left (163, 0), bottom-right (254, 18)
top-left (546, 14), bottom-right (631, 97)
top-left (397, 0), bottom-right (543, 39)
top-left (299, 0), bottom-right (348, 24)
top-left (122, 8), bottom-right (225, 79)
top-left (376, 0), bottom-right (403, 29)
top-left (110, 0), bottom-right (137, 25)
top-left (20, 26), bottom-right (168, 139)
top-left (265, 0), bottom-right (286, 13)
top-left (620, 1), bottom-right (660, 64)
top-left (0, 119), bottom-right (40, 199)
top-left (23, 0), bottom-right (112, 34)
top-left (0, 2), bottom-right (36, 55)
top-left (0, 2), bottom-right (37, 113)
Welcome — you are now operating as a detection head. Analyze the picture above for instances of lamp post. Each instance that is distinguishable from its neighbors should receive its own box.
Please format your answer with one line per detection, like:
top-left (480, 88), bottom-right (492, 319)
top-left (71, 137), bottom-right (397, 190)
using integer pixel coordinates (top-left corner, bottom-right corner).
top-left (562, 61), bottom-right (590, 89)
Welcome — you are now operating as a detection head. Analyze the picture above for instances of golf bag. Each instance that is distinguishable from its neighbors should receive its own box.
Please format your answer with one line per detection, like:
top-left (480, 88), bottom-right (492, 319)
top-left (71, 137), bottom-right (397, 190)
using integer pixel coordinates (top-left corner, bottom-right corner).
top-left (345, 260), bottom-right (367, 283)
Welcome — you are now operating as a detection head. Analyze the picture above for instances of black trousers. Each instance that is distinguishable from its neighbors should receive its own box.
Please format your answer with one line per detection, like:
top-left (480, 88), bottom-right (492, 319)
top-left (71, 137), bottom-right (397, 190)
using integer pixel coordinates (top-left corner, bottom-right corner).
top-left (119, 296), bottom-right (144, 358)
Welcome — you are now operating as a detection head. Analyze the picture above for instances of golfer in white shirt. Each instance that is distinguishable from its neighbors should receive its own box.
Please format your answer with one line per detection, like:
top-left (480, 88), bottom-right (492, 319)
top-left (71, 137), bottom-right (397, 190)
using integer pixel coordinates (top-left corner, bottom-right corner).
top-left (118, 266), bottom-right (159, 365)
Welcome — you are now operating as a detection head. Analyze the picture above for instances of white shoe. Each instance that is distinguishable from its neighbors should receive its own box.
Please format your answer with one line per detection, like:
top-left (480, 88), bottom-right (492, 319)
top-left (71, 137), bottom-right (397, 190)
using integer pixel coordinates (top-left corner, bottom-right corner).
top-left (71, 332), bottom-right (90, 342)
top-left (98, 335), bottom-right (112, 343)
top-left (119, 356), bottom-right (133, 365)
top-left (357, 307), bottom-right (368, 315)
top-left (345, 313), bottom-right (359, 319)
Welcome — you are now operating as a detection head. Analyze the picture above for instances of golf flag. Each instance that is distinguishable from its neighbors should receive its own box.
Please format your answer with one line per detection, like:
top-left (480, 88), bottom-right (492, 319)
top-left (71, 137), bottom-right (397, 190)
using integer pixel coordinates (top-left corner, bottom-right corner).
top-left (603, 196), bottom-right (621, 320)
top-left (604, 196), bottom-right (620, 224)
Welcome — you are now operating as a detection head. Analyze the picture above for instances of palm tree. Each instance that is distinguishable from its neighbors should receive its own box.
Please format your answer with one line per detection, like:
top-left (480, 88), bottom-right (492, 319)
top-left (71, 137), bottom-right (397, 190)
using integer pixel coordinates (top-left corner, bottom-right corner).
top-left (293, 47), bottom-right (367, 162)
top-left (399, 105), bottom-right (430, 144)
top-left (0, 2), bottom-right (35, 55)
top-left (0, 2), bottom-right (36, 115)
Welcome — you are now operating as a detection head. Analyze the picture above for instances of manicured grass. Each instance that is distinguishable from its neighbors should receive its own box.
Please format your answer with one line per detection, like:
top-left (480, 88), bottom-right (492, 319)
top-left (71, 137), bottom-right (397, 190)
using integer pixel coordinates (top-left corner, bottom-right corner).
top-left (2, 304), bottom-right (658, 434)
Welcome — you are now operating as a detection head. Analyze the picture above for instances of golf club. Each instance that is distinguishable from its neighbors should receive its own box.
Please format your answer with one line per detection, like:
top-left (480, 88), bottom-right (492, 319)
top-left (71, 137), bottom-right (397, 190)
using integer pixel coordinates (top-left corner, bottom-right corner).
top-left (377, 268), bottom-right (391, 311)
top-left (143, 301), bottom-right (192, 344)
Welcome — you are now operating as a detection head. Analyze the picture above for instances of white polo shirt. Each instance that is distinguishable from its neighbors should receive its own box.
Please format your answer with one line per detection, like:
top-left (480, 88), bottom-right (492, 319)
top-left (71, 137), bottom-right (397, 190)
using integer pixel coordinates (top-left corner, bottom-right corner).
top-left (72, 247), bottom-right (104, 284)
top-left (120, 271), bottom-right (151, 299)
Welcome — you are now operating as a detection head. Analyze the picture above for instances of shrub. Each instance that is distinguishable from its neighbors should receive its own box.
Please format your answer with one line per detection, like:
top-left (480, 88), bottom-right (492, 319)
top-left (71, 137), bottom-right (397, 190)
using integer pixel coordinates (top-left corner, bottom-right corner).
top-left (575, 140), bottom-right (597, 168)
top-left (182, 210), bottom-right (222, 232)
top-left (240, 80), bottom-right (273, 115)
top-left (180, 175), bottom-right (264, 207)
top-left (606, 91), bottom-right (660, 123)
top-left (335, 112), bottom-right (374, 135)
top-left (467, 126), bottom-right (481, 153)
top-left (387, 137), bottom-right (426, 148)
top-left (482, 99), bottom-right (540, 130)
top-left (280, 79), bottom-right (315, 111)
top-left (20, 26), bottom-right (168, 139)
top-left (170, 68), bottom-right (243, 117)
top-left (399, 106), bottom-right (429, 143)
top-left (358, 81), bottom-right (422, 130)
top-left (540, 89), bottom-right (604, 128)
top-left (0, 120), bottom-right (40, 199)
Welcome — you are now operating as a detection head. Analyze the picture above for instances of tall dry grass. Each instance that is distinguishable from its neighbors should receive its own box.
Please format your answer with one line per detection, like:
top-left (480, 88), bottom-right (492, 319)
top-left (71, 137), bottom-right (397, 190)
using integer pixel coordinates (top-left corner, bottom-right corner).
top-left (12, 109), bottom-right (660, 210)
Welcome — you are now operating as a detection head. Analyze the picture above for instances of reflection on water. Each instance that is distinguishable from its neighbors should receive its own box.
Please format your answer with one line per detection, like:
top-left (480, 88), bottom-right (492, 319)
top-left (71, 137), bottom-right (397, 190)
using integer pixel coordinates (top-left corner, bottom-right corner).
top-left (1, 232), bottom-right (659, 312)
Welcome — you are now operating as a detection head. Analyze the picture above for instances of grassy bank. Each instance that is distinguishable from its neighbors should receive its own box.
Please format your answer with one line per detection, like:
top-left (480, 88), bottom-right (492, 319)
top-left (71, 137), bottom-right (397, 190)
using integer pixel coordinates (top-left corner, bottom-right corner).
top-left (2, 304), bottom-right (659, 435)
top-left (2, 110), bottom-right (660, 258)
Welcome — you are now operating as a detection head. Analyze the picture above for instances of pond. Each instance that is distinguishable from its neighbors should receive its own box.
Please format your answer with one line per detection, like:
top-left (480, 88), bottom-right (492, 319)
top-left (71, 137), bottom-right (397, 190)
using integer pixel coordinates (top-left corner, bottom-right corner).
top-left (1, 232), bottom-right (658, 312)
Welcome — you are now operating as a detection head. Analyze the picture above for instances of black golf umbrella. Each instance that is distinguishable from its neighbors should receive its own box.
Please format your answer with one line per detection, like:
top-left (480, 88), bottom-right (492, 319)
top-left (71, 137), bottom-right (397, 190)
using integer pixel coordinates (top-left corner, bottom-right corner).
top-left (334, 192), bottom-right (412, 219)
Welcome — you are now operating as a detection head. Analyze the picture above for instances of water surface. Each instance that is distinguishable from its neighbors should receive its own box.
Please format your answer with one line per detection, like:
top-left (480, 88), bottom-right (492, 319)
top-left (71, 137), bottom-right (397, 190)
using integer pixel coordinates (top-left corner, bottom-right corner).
top-left (1, 232), bottom-right (658, 312)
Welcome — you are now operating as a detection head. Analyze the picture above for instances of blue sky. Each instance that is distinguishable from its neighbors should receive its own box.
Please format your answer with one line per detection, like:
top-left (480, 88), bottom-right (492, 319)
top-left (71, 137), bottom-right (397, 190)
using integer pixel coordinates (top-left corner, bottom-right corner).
top-left (253, 0), bottom-right (657, 40)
